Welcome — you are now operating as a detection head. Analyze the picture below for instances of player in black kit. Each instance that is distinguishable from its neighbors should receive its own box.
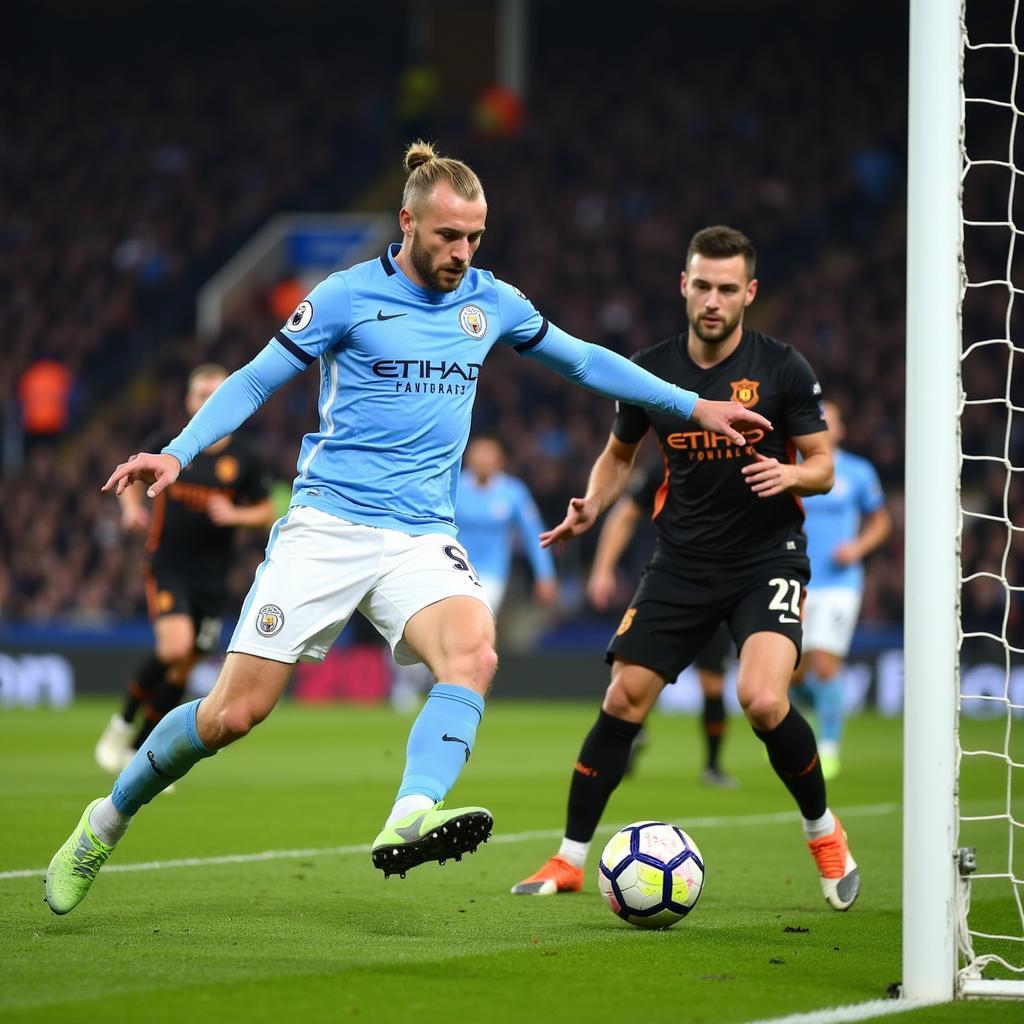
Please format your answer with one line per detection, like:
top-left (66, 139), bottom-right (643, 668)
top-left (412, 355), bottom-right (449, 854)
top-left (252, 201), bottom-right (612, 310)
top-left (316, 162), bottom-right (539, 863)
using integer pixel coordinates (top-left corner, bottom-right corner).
top-left (95, 365), bottom-right (274, 775)
top-left (512, 226), bottom-right (859, 911)
top-left (587, 458), bottom-right (737, 787)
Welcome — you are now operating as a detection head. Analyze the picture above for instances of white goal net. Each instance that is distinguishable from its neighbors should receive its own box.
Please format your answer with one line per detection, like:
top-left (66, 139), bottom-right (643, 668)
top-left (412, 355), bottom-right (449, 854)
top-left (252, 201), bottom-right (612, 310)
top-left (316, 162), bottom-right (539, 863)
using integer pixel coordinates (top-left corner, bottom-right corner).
top-left (956, 0), bottom-right (1024, 996)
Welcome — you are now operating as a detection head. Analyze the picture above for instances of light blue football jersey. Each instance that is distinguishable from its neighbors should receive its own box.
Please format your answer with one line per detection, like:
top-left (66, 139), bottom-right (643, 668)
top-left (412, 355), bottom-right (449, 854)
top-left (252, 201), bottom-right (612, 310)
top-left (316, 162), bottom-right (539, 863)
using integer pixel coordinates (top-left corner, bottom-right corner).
top-left (803, 448), bottom-right (885, 591)
top-left (164, 244), bottom-right (699, 538)
top-left (455, 471), bottom-right (555, 586)
top-left (270, 244), bottom-right (547, 537)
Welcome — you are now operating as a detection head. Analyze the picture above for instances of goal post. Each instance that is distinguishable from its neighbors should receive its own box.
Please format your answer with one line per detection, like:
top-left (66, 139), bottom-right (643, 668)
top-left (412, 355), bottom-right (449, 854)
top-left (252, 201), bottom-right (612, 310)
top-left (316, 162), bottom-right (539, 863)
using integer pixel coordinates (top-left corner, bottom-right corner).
top-left (903, 0), bottom-right (962, 1003)
top-left (905, 0), bottom-right (1024, 1002)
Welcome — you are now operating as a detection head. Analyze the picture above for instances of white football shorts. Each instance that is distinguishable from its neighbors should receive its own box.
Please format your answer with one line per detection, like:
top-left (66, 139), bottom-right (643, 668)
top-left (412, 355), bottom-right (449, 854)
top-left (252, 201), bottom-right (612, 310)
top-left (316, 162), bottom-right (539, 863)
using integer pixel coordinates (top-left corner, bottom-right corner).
top-left (230, 505), bottom-right (492, 666)
top-left (801, 586), bottom-right (862, 658)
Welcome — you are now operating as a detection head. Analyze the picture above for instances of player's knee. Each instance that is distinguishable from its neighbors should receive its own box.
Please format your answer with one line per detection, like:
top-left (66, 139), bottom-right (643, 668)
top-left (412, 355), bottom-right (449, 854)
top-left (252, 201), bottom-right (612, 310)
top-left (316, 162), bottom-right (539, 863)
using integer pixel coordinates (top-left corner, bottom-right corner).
top-left (602, 679), bottom-right (645, 722)
top-left (811, 658), bottom-right (840, 682)
top-left (740, 689), bottom-right (788, 731)
top-left (432, 634), bottom-right (497, 693)
top-left (808, 649), bottom-right (842, 681)
top-left (699, 670), bottom-right (724, 698)
top-left (204, 699), bottom-right (271, 747)
top-left (460, 640), bottom-right (498, 692)
top-left (155, 639), bottom-right (193, 665)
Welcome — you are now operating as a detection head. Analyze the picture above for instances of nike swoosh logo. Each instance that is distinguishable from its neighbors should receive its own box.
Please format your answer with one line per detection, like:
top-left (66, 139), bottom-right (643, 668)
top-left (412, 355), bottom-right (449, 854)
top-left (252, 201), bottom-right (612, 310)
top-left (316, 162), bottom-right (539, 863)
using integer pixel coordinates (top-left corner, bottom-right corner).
top-left (394, 813), bottom-right (428, 842)
top-left (442, 733), bottom-right (471, 762)
top-left (779, 616), bottom-right (800, 624)
top-left (147, 750), bottom-right (173, 779)
top-left (377, 310), bottom-right (407, 321)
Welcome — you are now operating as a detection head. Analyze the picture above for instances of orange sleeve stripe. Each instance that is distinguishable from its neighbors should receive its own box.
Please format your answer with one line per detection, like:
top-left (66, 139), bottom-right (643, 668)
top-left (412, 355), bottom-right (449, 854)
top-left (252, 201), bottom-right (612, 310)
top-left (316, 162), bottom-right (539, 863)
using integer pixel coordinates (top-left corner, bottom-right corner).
top-left (652, 451), bottom-right (670, 520)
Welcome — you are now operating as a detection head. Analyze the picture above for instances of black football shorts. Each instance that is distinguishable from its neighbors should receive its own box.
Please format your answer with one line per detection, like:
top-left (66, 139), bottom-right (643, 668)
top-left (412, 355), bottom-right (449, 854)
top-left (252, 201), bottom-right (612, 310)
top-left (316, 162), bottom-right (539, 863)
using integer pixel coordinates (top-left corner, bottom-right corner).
top-left (144, 567), bottom-right (226, 653)
top-left (693, 621), bottom-right (734, 675)
top-left (606, 556), bottom-right (809, 681)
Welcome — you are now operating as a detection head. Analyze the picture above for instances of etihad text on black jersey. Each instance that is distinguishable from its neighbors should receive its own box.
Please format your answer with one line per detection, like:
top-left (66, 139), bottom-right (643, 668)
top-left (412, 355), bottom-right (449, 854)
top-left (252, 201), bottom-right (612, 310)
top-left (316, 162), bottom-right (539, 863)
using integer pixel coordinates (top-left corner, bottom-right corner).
top-left (666, 428), bottom-right (767, 459)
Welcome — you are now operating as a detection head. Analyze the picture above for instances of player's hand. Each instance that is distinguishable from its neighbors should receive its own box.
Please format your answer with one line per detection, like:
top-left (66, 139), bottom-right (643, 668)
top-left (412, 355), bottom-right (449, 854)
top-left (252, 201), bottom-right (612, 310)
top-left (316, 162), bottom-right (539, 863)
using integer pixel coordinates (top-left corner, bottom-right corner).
top-left (102, 453), bottom-right (181, 499)
top-left (832, 540), bottom-right (861, 566)
top-left (691, 399), bottom-right (772, 446)
top-left (533, 578), bottom-right (559, 607)
top-left (741, 452), bottom-right (795, 498)
top-left (540, 496), bottom-right (600, 548)
top-left (587, 569), bottom-right (617, 611)
top-left (206, 494), bottom-right (238, 526)
top-left (120, 504), bottom-right (150, 533)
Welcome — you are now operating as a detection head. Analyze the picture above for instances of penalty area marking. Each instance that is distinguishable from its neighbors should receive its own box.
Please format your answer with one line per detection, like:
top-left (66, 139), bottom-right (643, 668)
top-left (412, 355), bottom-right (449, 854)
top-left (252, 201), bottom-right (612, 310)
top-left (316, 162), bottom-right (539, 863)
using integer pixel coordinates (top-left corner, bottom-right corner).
top-left (0, 801), bottom-right (898, 882)
top-left (742, 997), bottom-right (946, 1024)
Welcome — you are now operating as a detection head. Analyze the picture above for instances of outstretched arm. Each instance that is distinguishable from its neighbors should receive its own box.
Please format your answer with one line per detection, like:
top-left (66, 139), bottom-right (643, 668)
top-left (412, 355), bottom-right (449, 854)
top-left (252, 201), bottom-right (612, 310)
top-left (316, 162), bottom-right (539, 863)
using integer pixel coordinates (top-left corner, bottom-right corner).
top-left (102, 344), bottom-right (302, 499)
top-left (522, 323), bottom-right (771, 445)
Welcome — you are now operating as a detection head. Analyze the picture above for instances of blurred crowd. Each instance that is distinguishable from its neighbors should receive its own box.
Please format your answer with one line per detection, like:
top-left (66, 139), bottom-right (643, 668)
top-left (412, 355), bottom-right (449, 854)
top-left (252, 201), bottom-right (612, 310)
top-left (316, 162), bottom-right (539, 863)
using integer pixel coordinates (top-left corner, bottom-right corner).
top-left (0, 2), bottom-right (1014, 648)
top-left (0, 10), bottom-right (397, 621)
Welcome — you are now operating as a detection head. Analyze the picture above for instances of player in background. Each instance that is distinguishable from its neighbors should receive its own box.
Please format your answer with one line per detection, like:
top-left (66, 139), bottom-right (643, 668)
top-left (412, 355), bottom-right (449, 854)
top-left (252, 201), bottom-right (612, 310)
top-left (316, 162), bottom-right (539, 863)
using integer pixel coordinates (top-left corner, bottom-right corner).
top-left (95, 365), bottom-right (274, 775)
top-left (792, 399), bottom-right (890, 780)
top-left (588, 458), bottom-right (736, 788)
top-left (46, 143), bottom-right (769, 915)
top-left (456, 435), bottom-right (558, 611)
top-left (391, 434), bottom-right (558, 711)
top-left (513, 226), bottom-right (860, 912)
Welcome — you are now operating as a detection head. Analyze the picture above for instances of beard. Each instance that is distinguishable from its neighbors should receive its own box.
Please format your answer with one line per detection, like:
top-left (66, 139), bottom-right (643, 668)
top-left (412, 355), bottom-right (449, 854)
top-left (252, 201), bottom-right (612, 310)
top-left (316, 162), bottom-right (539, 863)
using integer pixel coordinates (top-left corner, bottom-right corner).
top-left (690, 308), bottom-right (741, 343)
top-left (410, 231), bottom-right (466, 292)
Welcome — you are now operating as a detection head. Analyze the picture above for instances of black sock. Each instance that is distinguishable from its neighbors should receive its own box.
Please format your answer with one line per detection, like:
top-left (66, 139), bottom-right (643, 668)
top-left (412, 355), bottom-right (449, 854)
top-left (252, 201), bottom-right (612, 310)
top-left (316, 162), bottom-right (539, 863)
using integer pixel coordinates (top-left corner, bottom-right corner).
top-left (121, 654), bottom-right (170, 723)
top-left (757, 708), bottom-right (827, 819)
top-left (133, 679), bottom-right (187, 749)
top-left (753, 706), bottom-right (827, 820)
top-left (702, 695), bottom-right (725, 771)
top-left (566, 710), bottom-right (643, 843)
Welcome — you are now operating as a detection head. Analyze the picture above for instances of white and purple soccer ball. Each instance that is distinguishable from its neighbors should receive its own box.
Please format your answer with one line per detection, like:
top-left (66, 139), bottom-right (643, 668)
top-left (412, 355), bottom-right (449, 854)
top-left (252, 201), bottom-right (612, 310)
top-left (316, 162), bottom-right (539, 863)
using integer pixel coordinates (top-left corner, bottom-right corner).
top-left (597, 821), bottom-right (705, 929)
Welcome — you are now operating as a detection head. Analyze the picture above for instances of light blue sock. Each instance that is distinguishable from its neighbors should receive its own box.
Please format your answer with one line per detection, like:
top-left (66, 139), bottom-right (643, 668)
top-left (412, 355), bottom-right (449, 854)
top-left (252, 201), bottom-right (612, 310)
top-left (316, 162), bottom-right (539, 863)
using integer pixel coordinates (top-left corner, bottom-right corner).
top-left (807, 671), bottom-right (845, 747)
top-left (111, 699), bottom-right (216, 815)
top-left (396, 683), bottom-right (484, 803)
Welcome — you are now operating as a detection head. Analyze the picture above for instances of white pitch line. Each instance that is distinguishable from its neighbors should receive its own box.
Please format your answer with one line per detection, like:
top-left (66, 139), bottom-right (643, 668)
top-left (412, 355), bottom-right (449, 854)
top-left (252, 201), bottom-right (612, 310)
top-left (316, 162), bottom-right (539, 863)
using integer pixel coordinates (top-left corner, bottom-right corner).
top-left (742, 996), bottom-right (946, 1024)
top-left (0, 801), bottom-right (898, 882)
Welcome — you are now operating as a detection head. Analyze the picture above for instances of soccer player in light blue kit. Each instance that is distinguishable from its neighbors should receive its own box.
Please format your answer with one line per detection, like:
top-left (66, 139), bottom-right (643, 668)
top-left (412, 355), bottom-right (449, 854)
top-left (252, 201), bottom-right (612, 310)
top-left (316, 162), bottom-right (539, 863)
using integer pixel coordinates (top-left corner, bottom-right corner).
top-left (455, 435), bottom-right (557, 612)
top-left (45, 141), bottom-right (771, 913)
top-left (794, 400), bottom-right (890, 780)
top-left (390, 435), bottom-right (557, 711)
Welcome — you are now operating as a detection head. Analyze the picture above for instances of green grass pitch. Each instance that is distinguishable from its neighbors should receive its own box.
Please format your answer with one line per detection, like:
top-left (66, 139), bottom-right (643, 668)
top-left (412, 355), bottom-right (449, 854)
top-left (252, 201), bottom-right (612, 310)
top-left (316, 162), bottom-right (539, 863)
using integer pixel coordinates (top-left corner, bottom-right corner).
top-left (1, 699), bottom-right (1022, 1023)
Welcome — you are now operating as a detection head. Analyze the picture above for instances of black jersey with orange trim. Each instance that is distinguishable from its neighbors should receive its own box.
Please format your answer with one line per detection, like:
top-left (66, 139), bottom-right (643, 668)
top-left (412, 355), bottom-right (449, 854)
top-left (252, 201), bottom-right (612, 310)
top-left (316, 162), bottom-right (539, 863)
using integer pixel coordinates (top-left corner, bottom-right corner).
top-left (144, 433), bottom-right (270, 582)
top-left (612, 328), bottom-right (826, 564)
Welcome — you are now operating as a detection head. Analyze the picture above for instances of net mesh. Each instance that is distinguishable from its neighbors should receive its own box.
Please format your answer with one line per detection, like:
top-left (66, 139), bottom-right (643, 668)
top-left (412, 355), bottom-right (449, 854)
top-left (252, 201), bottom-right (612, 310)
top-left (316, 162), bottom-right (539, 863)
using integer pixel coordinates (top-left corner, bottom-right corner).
top-left (957, 0), bottom-right (1024, 987)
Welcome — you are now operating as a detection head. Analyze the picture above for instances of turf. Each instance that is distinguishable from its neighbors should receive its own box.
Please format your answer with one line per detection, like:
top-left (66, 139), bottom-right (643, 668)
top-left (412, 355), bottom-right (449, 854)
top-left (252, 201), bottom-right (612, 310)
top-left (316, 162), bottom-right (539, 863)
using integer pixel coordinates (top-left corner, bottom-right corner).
top-left (1, 699), bottom-right (1021, 1023)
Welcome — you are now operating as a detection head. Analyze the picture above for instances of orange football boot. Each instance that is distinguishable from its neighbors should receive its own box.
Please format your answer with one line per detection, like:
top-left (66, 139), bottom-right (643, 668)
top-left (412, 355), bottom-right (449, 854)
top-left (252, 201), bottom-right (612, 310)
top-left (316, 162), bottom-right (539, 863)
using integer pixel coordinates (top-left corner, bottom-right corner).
top-left (510, 855), bottom-right (584, 895)
top-left (808, 814), bottom-right (860, 911)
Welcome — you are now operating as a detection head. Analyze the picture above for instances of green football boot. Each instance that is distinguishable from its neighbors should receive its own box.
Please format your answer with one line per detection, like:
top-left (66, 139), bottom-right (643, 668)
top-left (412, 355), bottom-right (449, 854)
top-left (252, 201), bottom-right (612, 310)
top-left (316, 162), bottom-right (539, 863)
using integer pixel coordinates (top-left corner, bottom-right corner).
top-left (371, 802), bottom-right (493, 878)
top-left (44, 798), bottom-right (116, 915)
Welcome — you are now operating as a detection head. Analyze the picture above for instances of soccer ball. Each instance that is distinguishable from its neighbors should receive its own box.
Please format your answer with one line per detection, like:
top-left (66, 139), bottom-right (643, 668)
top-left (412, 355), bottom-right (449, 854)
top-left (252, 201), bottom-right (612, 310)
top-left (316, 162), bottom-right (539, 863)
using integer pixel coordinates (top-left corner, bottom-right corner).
top-left (597, 821), bottom-right (705, 929)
